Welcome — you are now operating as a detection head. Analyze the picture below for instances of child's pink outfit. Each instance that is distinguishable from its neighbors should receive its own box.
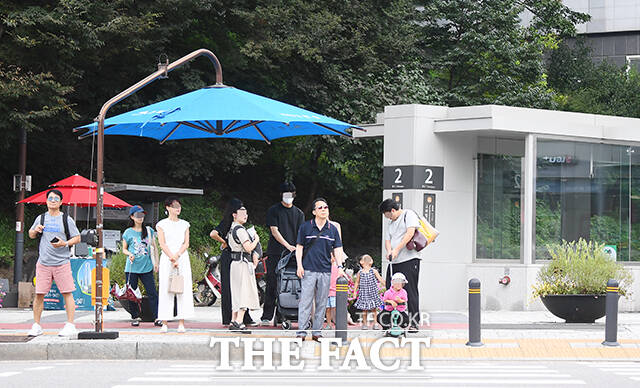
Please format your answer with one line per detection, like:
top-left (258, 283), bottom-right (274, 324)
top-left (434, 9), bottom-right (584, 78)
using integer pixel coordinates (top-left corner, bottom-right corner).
top-left (328, 263), bottom-right (339, 297)
top-left (382, 288), bottom-right (408, 312)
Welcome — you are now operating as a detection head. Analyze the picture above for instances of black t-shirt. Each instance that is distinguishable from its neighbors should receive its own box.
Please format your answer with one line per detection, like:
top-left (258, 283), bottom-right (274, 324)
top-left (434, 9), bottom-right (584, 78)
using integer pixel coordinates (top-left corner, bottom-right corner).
top-left (214, 220), bottom-right (231, 245)
top-left (266, 203), bottom-right (304, 258)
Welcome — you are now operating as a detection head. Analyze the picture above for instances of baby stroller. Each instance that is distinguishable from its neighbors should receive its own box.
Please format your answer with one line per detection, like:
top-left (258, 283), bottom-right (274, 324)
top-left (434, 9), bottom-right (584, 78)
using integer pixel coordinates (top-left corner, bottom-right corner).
top-left (274, 251), bottom-right (301, 330)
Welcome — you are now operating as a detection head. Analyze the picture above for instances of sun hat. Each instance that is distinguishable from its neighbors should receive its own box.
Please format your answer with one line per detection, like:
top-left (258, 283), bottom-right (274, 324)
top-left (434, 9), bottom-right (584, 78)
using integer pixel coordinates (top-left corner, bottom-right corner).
top-left (391, 272), bottom-right (408, 284)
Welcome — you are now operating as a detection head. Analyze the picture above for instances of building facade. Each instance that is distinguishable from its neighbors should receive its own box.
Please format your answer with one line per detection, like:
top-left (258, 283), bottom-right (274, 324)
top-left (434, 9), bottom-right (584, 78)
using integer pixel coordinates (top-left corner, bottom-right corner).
top-left (535, 0), bottom-right (640, 69)
top-left (358, 104), bottom-right (640, 312)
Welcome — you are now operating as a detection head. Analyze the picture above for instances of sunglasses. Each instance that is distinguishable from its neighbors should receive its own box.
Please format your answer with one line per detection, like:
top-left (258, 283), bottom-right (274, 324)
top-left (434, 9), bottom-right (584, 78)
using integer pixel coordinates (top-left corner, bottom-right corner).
top-left (315, 205), bottom-right (329, 210)
top-left (47, 196), bottom-right (61, 202)
top-left (132, 212), bottom-right (145, 219)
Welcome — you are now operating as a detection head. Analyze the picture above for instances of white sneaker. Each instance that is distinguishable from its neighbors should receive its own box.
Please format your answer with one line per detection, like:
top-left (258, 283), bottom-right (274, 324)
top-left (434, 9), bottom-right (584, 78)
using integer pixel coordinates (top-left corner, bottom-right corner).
top-left (160, 324), bottom-right (168, 333)
top-left (28, 323), bottom-right (43, 337)
top-left (58, 322), bottom-right (78, 337)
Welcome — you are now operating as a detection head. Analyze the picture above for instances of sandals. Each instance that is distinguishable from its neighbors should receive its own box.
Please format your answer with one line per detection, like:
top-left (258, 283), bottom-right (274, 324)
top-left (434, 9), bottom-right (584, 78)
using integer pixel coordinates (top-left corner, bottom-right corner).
top-left (154, 320), bottom-right (163, 327)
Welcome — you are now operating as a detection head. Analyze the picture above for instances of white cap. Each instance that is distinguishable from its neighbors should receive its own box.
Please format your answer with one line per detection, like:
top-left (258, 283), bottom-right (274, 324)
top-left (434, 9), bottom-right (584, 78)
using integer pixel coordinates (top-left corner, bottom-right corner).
top-left (391, 272), bottom-right (408, 284)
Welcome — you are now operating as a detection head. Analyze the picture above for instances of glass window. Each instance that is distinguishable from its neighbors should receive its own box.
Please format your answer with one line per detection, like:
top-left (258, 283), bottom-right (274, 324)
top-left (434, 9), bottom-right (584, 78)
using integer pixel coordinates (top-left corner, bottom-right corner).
top-left (476, 154), bottom-right (522, 259)
top-left (535, 139), bottom-right (637, 261)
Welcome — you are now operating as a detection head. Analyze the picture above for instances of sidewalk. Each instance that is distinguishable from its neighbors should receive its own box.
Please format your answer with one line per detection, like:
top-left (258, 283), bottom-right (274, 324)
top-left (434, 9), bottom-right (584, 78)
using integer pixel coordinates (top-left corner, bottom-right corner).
top-left (1, 306), bottom-right (640, 361)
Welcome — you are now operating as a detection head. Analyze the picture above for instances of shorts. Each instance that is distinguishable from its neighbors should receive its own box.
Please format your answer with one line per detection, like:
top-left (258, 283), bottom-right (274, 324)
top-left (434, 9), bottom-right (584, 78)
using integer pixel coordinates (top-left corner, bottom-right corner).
top-left (35, 262), bottom-right (76, 294)
top-left (327, 296), bottom-right (336, 308)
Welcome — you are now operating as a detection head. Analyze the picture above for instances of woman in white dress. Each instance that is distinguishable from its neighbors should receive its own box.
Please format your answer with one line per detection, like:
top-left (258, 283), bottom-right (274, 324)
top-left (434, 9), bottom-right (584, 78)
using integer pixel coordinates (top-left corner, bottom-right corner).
top-left (156, 196), bottom-right (194, 333)
top-left (227, 205), bottom-right (261, 332)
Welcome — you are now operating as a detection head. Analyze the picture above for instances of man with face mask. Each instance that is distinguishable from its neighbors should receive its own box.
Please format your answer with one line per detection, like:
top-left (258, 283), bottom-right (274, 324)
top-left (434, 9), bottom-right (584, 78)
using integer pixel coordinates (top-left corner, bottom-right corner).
top-left (260, 182), bottom-right (304, 326)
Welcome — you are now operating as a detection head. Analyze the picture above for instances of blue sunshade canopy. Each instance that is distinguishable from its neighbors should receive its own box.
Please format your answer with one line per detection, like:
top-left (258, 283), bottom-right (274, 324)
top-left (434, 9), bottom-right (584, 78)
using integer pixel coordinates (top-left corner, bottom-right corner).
top-left (76, 86), bottom-right (361, 143)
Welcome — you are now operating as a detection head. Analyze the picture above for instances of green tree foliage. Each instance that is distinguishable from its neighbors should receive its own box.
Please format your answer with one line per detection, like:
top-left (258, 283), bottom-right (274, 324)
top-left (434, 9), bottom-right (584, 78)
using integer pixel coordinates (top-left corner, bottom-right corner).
top-left (548, 39), bottom-right (640, 118)
top-left (418, 0), bottom-right (588, 107)
top-left (0, 0), bottom-right (593, 265)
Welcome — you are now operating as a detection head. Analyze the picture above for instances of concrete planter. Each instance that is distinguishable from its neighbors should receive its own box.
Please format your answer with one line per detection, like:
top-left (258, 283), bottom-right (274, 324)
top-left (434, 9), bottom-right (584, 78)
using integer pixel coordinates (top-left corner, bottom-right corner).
top-left (540, 294), bottom-right (607, 323)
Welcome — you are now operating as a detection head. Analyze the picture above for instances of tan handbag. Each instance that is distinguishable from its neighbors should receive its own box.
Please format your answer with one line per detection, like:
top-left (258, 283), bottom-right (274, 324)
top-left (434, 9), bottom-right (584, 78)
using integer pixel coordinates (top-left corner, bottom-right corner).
top-left (168, 267), bottom-right (184, 294)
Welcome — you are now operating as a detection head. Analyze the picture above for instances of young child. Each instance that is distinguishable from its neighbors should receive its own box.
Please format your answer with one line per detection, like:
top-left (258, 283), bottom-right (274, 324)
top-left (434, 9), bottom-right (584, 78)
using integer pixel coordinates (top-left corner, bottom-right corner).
top-left (324, 256), bottom-right (339, 329)
top-left (379, 272), bottom-right (410, 329)
top-left (354, 254), bottom-right (384, 329)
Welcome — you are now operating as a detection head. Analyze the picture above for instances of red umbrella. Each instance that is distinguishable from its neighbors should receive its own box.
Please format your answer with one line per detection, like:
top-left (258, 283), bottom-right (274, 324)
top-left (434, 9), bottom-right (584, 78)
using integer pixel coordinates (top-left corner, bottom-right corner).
top-left (50, 174), bottom-right (97, 188)
top-left (19, 175), bottom-right (131, 208)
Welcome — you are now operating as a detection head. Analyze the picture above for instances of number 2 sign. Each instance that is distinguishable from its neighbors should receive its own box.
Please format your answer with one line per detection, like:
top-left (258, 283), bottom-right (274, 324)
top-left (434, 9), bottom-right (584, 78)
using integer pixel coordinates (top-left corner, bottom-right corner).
top-left (384, 165), bottom-right (444, 190)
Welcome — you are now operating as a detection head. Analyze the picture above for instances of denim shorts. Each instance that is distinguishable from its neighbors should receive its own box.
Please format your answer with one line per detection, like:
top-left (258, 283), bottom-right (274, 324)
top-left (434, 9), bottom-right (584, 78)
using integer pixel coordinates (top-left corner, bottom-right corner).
top-left (327, 296), bottom-right (336, 308)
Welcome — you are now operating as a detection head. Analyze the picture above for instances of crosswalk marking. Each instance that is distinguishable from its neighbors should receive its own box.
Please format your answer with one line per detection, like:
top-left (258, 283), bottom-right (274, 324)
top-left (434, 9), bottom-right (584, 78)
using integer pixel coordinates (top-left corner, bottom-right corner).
top-left (129, 377), bottom-right (210, 382)
top-left (581, 361), bottom-right (640, 383)
top-left (24, 366), bottom-right (54, 371)
top-left (115, 363), bottom-right (585, 387)
top-left (150, 370), bottom-right (562, 376)
top-left (0, 372), bottom-right (21, 377)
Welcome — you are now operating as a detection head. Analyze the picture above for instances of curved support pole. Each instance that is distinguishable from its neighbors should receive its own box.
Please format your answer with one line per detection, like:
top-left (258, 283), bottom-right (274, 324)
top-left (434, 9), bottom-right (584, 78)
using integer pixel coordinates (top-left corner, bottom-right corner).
top-left (92, 48), bottom-right (223, 332)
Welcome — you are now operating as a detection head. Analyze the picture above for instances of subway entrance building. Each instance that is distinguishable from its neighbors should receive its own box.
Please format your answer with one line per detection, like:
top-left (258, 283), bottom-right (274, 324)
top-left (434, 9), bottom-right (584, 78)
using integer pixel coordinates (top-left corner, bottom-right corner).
top-left (358, 104), bottom-right (640, 311)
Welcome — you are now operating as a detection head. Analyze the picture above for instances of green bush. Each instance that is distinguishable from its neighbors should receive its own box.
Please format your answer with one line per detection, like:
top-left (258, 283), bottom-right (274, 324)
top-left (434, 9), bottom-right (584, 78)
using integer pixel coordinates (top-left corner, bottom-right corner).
top-left (179, 192), bottom-right (222, 256)
top-left (0, 217), bottom-right (15, 267)
top-left (531, 239), bottom-right (633, 299)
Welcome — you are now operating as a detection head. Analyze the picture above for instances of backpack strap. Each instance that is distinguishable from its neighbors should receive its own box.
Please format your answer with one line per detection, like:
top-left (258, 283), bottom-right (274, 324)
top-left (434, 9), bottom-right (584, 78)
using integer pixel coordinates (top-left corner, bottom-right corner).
top-left (231, 225), bottom-right (244, 246)
top-left (62, 212), bottom-right (70, 242)
top-left (37, 213), bottom-right (46, 246)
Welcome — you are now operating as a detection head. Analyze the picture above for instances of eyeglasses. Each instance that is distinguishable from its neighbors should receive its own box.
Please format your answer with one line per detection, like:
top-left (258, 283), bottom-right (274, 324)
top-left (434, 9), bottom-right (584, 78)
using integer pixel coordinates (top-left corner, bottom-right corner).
top-left (169, 204), bottom-right (181, 209)
top-left (47, 196), bottom-right (61, 202)
top-left (315, 205), bottom-right (329, 210)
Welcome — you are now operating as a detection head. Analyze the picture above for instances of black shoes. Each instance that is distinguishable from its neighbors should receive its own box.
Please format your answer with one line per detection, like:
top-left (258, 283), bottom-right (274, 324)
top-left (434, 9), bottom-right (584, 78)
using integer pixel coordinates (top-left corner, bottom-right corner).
top-left (244, 318), bottom-right (258, 327)
top-left (229, 321), bottom-right (251, 334)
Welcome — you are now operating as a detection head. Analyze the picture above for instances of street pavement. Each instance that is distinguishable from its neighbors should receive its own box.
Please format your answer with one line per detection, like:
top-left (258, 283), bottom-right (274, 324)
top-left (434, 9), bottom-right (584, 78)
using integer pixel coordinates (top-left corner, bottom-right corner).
top-left (1, 306), bottom-right (640, 361)
top-left (2, 360), bottom-right (640, 387)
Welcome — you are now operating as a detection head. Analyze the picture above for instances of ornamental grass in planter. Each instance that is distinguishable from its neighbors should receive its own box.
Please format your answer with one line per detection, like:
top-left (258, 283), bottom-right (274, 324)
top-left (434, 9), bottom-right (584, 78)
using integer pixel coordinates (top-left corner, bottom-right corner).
top-left (531, 239), bottom-right (633, 323)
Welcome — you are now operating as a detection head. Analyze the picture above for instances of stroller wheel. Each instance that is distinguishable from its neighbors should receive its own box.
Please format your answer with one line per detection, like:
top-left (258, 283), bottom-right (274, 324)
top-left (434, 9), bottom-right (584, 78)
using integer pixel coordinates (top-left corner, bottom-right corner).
top-left (282, 320), bottom-right (291, 330)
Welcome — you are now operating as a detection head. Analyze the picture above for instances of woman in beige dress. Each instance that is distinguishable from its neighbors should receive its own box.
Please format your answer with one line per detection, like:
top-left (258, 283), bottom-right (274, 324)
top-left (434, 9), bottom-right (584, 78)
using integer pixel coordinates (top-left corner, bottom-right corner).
top-left (227, 205), bottom-right (261, 333)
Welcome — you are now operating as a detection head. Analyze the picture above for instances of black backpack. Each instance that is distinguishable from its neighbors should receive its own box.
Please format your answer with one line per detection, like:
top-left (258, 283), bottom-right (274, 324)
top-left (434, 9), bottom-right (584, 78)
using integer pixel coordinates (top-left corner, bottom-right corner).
top-left (38, 212), bottom-right (71, 248)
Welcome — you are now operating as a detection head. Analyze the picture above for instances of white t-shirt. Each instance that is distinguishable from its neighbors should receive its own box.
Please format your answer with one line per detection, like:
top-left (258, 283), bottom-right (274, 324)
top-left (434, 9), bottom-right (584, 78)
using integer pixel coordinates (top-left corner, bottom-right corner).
top-left (386, 209), bottom-right (421, 264)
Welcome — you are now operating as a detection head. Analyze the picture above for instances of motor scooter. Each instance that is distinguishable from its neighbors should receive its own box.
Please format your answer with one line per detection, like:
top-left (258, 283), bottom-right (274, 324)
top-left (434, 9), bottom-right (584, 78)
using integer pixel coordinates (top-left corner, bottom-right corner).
top-left (193, 253), bottom-right (222, 306)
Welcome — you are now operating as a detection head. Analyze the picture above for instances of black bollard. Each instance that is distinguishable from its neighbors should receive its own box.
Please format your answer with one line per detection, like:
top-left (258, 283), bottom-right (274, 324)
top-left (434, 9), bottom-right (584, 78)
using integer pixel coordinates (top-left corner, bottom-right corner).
top-left (335, 276), bottom-right (349, 344)
top-left (466, 278), bottom-right (483, 347)
top-left (602, 279), bottom-right (620, 347)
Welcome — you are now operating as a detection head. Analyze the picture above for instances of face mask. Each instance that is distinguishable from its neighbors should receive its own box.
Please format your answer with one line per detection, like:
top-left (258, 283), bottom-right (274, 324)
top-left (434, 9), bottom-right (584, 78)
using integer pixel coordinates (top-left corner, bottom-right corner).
top-left (282, 192), bottom-right (294, 205)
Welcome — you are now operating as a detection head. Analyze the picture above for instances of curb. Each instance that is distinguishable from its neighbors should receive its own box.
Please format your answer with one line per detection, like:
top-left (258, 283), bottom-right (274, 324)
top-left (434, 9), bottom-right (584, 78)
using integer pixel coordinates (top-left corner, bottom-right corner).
top-left (2, 336), bottom-right (640, 361)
